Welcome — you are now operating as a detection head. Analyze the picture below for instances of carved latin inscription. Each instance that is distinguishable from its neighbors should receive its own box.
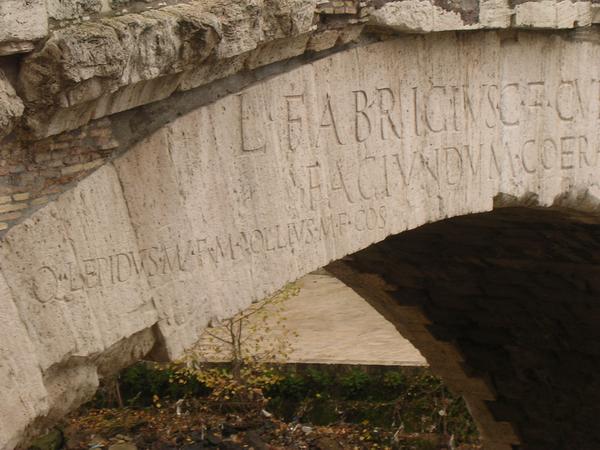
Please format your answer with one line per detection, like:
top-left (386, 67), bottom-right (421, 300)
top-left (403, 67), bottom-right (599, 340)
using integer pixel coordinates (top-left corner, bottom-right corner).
top-left (29, 41), bottom-right (600, 303)
top-left (267, 79), bottom-right (594, 150)
top-left (32, 205), bottom-right (387, 302)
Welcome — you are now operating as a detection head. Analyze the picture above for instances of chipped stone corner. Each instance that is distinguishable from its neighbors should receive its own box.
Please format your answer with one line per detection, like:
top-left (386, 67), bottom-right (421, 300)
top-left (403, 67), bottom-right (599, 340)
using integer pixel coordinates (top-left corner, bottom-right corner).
top-left (514, 0), bottom-right (594, 29)
top-left (368, 0), bottom-right (478, 33)
top-left (0, 0), bottom-right (49, 56)
top-left (0, 69), bottom-right (24, 141)
top-left (367, 0), bottom-right (600, 33)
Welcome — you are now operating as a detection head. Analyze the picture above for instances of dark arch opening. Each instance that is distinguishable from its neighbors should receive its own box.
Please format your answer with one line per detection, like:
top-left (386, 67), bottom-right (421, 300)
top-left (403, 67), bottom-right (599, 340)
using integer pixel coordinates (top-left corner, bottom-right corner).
top-left (328, 206), bottom-right (600, 450)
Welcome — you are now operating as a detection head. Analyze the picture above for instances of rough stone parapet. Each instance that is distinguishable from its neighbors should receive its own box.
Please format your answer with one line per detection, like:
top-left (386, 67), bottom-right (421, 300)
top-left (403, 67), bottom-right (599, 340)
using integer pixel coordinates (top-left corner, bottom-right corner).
top-left (2, 0), bottom-right (600, 141)
top-left (19, 3), bottom-right (224, 137)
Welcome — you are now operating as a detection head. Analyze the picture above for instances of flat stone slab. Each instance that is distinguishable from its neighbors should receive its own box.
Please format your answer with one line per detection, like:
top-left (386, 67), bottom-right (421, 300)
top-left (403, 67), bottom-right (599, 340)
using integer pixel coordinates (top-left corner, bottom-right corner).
top-left (281, 272), bottom-right (427, 365)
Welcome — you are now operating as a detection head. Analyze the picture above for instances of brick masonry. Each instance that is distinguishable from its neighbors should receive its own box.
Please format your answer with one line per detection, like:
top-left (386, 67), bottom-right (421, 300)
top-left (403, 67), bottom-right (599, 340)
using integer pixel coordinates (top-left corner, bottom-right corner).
top-left (328, 207), bottom-right (600, 450)
top-left (0, 119), bottom-right (120, 231)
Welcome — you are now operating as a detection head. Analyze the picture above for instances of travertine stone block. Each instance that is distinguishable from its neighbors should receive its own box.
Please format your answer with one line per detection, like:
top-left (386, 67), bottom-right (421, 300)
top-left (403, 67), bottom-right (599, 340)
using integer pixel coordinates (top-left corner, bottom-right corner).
top-left (0, 0), bottom-right (48, 56)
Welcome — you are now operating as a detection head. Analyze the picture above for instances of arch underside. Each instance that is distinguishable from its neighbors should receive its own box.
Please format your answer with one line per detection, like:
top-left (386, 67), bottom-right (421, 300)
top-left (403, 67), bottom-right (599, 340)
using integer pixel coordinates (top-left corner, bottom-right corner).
top-left (3, 30), bottom-right (600, 447)
top-left (329, 206), bottom-right (600, 450)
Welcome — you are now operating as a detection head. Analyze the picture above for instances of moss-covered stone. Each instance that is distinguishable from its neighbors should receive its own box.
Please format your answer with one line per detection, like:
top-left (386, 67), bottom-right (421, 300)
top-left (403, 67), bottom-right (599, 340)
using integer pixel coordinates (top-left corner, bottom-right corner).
top-left (28, 429), bottom-right (63, 450)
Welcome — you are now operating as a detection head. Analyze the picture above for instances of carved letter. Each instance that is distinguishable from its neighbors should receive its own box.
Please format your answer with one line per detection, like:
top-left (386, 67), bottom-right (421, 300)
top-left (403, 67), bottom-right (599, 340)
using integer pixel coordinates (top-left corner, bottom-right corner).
top-left (117, 252), bottom-right (133, 282)
top-left (424, 86), bottom-right (447, 133)
top-left (412, 87), bottom-right (421, 136)
top-left (33, 266), bottom-right (58, 303)
top-left (500, 83), bottom-right (520, 126)
top-left (358, 155), bottom-right (376, 200)
top-left (489, 142), bottom-right (516, 179)
top-left (526, 81), bottom-right (545, 117)
top-left (285, 94), bottom-right (304, 151)
top-left (422, 147), bottom-right (440, 185)
top-left (465, 144), bottom-right (481, 176)
top-left (485, 84), bottom-right (499, 129)
top-left (316, 94), bottom-right (344, 147)
top-left (377, 87), bottom-right (402, 140)
top-left (354, 90), bottom-right (372, 143)
top-left (307, 163), bottom-right (322, 211)
top-left (541, 138), bottom-right (557, 170)
top-left (331, 161), bottom-right (355, 204)
top-left (391, 151), bottom-right (419, 187)
top-left (560, 136), bottom-right (576, 169)
top-left (83, 258), bottom-right (100, 289)
top-left (578, 135), bottom-right (598, 168)
top-left (463, 85), bottom-right (478, 126)
top-left (556, 81), bottom-right (585, 121)
top-left (239, 89), bottom-right (267, 153)
top-left (68, 261), bottom-right (84, 292)
top-left (445, 147), bottom-right (463, 186)
top-left (521, 139), bottom-right (537, 173)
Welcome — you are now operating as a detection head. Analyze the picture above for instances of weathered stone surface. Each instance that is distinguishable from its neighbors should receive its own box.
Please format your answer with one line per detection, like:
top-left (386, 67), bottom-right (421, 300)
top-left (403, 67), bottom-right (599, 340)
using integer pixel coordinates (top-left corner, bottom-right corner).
top-left (369, 0), bottom-right (476, 33)
top-left (0, 271), bottom-right (48, 450)
top-left (19, 4), bottom-right (222, 136)
top-left (369, 0), bottom-right (597, 31)
top-left (17, 0), bottom-right (326, 138)
top-left (47, 0), bottom-right (104, 21)
top-left (0, 70), bottom-right (24, 141)
top-left (3, 31), bottom-right (600, 447)
top-left (513, 0), bottom-right (593, 29)
top-left (212, 0), bottom-right (316, 58)
top-left (0, 0), bottom-right (48, 56)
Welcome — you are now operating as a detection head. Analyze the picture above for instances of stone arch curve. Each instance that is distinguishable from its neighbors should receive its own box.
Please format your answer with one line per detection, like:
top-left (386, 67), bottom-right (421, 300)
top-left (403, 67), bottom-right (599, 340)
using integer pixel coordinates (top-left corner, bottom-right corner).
top-left (329, 205), bottom-right (600, 450)
top-left (2, 31), bottom-right (600, 448)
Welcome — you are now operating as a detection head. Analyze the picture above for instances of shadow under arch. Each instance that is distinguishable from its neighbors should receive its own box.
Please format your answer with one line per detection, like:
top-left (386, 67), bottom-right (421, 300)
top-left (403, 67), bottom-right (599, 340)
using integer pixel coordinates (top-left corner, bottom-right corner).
top-left (328, 205), bottom-right (600, 450)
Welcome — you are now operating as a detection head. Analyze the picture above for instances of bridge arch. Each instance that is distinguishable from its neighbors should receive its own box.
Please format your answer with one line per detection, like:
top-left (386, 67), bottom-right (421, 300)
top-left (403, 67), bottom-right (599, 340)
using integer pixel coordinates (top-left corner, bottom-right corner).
top-left (329, 205), bottom-right (600, 450)
top-left (2, 31), bottom-right (600, 448)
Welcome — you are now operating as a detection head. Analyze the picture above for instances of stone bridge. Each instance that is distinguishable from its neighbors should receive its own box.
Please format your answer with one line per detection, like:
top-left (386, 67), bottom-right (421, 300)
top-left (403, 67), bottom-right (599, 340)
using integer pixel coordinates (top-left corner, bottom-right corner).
top-left (2, 0), bottom-right (600, 448)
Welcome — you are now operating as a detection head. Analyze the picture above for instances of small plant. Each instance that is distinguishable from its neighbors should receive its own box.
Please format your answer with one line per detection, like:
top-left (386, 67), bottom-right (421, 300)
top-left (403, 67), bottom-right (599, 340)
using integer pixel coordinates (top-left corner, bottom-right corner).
top-left (181, 283), bottom-right (300, 412)
top-left (340, 368), bottom-right (370, 399)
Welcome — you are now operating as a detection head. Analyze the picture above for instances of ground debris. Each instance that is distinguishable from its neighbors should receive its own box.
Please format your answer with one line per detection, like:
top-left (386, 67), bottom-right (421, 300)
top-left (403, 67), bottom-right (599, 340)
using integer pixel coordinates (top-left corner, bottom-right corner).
top-left (60, 398), bottom-right (481, 450)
